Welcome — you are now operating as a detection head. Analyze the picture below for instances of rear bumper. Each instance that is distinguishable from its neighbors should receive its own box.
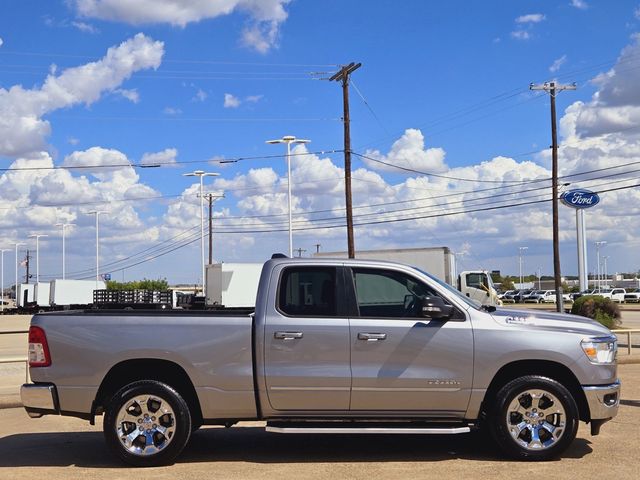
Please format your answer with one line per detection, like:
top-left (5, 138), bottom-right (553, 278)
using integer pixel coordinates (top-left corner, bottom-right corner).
top-left (21, 383), bottom-right (59, 418)
top-left (583, 380), bottom-right (620, 421)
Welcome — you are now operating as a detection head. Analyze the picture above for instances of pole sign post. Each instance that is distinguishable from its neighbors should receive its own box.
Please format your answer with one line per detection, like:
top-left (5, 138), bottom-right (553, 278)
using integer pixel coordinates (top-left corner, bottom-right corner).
top-left (560, 189), bottom-right (600, 209)
top-left (560, 189), bottom-right (600, 292)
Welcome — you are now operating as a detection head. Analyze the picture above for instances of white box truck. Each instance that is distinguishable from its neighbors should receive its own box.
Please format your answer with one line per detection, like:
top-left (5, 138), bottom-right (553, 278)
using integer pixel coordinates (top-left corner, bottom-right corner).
top-left (50, 279), bottom-right (106, 308)
top-left (205, 263), bottom-right (263, 307)
top-left (315, 247), bottom-right (501, 307)
top-left (34, 282), bottom-right (51, 308)
top-left (16, 283), bottom-right (35, 308)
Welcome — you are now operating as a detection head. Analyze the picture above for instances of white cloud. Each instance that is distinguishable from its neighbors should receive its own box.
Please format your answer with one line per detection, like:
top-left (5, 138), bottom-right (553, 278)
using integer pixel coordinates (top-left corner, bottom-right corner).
top-left (163, 106), bottom-right (182, 115)
top-left (570, 0), bottom-right (588, 9)
top-left (245, 94), bottom-right (263, 103)
top-left (363, 129), bottom-right (448, 174)
top-left (515, 13), bottom-right (546, 23)
top-left (114, 88), bottom-right (139, 103)
top-left (71, 21), bottom-right (99, 33)
top-left (549, 54), bottom-right (567, 73)
top-left (67, 136), bottom-right (80, 145)
top-left (224, 93), bottom-right (241, 108)
top-left (0, 37), bottom-right (3, 48)
top-left (635, 5), bottom-right (640, 19)
top-left (140, 148), bottom-right (178, 167)
top-left (511, 30), bottom-right (531, 40)
top-left (192, 88), bottom-right (207, 102)
top-left (0, 33), bottom-right (164, 157)
top-left (72, 0), bottom-right (291, 52)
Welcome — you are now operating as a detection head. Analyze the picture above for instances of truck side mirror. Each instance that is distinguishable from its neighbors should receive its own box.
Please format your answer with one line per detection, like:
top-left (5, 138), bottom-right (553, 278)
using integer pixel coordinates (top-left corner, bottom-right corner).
top-left (419, 296), bottom-right (453, 321)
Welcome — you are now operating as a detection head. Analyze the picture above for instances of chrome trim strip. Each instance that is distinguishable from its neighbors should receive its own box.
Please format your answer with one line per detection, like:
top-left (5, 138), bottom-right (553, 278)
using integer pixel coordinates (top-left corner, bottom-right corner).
top-left (266, 426), bottom-right (471, 434)
top-left (270, 386), bottom-right (351, 391)
top-left (352, 387), bottom-right (461, 392)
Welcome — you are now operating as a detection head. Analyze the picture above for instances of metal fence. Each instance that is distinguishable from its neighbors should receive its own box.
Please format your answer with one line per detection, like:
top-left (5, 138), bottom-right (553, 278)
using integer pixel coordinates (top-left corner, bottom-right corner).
top-left (0, 329), bottom-right (29, 382)
top-left (612, 329), bottom-right (640, 356)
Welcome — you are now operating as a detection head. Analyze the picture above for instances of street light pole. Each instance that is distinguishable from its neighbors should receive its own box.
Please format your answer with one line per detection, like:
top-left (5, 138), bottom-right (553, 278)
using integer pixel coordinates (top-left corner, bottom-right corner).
top-left (28, 234), bottom-right (48, 283)
top-left (183, 171), bottom-right (219, 295)
top-left (14, 242), bottom-right (25, 303)
top-left (55, 223), bottom-right (75, 280)
top-left (595, 241), bottom-right (606, 291)
top-left (0, 249), bottom-right (10, 312)
top-left (518, 246), bottom-right (528, 287)
top-left (86, 211), bottom-right (108, 286)
top-left (603, 255), bottom-right (610, 289)
top-left (266, 136), bottom-right (311, 257)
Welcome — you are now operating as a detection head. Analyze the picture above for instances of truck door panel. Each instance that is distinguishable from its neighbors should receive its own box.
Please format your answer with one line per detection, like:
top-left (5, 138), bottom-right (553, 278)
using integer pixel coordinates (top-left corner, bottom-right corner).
top-left (263, 266), bottom-right (351, 411)
top-left (348, 267), bottom-right (473, 415)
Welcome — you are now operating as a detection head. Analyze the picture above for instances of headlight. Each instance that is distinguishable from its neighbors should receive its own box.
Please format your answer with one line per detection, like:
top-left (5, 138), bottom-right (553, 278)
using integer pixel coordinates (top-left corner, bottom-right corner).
top-left (581, 337), bottom-right (617, 364)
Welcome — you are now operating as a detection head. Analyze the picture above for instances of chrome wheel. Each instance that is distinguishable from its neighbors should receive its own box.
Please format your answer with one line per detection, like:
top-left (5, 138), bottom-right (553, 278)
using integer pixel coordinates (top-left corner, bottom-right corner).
top-left (116, 394), bottom-right (177, 456)
top-left (505, 389), bottom-right (566, 451)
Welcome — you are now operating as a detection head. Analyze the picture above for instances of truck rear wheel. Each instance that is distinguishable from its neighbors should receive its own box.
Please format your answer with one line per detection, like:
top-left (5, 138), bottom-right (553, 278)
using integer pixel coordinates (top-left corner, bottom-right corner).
top-left (489, 375), bottom-right (579, 461)
top-left (103, 380), bottom-right (192, 467)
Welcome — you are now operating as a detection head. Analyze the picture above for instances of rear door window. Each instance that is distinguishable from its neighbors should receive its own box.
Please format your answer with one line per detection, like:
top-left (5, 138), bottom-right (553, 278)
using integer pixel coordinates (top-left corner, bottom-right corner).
top-left (278, 267), bottom-right (337, 317)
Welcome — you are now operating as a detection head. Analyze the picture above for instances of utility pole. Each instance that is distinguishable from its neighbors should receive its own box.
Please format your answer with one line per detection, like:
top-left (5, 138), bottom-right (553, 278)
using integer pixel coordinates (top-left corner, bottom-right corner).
top-left (330, 62), bottom-right (361, 259)
top-left (202, 193), bottom-right (224, 264)
top-left (25, 249), bottom-right (30, 284)
top-left (530, 81), bottom-right (576, 313)
top-left (295, 248), bottom-right (306, 258)
top-left (315, 243), bottom-right (321, 254)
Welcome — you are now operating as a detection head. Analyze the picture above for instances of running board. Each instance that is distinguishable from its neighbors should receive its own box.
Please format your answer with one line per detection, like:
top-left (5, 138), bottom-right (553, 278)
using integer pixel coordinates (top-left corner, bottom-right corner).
top-left (266, 425), bottom-right (471, 435)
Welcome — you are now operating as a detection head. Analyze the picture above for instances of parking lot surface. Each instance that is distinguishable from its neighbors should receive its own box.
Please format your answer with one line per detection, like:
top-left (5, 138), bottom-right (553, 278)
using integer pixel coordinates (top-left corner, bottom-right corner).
top-left (0, 363), bottom-right (638, 480)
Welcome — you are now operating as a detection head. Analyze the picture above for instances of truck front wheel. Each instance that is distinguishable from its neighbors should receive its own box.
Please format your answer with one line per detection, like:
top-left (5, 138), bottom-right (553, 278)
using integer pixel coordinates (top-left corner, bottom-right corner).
top-left (103, 380), bottom-right (192, 467)
top-left (489, 375), bottom-right (579, 460)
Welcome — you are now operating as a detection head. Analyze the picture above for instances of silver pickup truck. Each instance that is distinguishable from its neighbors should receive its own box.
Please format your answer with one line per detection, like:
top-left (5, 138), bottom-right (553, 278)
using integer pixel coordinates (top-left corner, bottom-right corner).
top-left (21, 256), bottom-right (620, 466)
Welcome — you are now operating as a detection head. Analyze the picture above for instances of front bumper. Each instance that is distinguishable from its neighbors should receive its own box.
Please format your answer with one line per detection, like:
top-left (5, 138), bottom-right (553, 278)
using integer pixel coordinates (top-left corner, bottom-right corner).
top-left (583, 380), bottom-right (621, 420)
top-left (21, 383), bottom-right (59, 418)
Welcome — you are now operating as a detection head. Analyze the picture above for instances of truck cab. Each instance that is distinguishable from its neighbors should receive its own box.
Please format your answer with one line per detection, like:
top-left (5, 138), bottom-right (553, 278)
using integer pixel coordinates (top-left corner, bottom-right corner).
top-left (457, 270), bottom-right (501, 306)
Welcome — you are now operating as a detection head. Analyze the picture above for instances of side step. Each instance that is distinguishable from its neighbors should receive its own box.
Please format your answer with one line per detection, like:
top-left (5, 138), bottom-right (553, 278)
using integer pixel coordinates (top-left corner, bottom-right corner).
top-left (266, 421), bottom-right (471, 435)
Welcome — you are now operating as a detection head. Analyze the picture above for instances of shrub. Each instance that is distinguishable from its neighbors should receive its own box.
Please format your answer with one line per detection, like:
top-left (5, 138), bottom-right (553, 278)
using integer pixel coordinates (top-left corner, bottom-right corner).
top-left (570, 295), bottom-right (621, 329)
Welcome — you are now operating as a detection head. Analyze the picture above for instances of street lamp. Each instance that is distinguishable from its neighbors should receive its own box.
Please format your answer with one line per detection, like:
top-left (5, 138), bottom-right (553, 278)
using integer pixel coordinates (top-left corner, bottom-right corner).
top-left (183, 170), bottom-right (219, 295)
top-left (55, 223), bottom-right (75, 280)
top-left (518, 246), bottom-right (528, 287)
top-left (603, 255), bottom-right (610, 289)
top-left (86, 211), bottom-right (108, 286)
top-left (595, 241), bottom-right (607, 291)
top-left (266, 135), bottom-right (311, 257)
top-left (0, 249), bottom-right (10, 312)
top-left (28, 234), bottom-right (48, 283)
top-left (14, 242), bottom-right (25, 301)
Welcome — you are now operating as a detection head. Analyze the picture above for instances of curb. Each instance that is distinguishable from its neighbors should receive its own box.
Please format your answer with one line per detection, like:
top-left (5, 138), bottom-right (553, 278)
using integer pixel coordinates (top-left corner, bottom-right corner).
top-left (618, 356), bottom-right (640, 365)
top-left (0, 395), bottom-right (21, 409)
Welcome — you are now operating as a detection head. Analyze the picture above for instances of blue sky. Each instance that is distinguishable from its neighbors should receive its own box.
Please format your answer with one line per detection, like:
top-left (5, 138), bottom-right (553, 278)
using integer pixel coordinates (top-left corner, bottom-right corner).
top-left (1, 0), bottom-right (640, 285)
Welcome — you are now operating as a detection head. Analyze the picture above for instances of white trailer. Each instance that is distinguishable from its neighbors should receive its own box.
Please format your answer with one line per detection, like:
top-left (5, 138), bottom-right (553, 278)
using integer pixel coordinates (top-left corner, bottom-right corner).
top-left (16, 284), bottom-right (35, 308)
top-left (315, 246), bottom-right (501, 307)
top-left (50, 279), bottom-right (107, 308)
top-left (34, 282), bottom-right (51, 308)
top-left (205, 263), bottom-right (263, 308)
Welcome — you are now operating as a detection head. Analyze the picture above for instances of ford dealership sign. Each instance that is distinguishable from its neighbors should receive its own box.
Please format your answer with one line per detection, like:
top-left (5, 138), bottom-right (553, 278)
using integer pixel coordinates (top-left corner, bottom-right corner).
top-left (560, 189), bottom-right (600, 209)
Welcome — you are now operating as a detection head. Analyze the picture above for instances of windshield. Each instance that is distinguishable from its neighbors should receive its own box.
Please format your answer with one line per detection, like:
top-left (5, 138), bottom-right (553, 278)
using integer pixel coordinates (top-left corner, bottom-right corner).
top-left (414, 267), bottom-right (482, 310)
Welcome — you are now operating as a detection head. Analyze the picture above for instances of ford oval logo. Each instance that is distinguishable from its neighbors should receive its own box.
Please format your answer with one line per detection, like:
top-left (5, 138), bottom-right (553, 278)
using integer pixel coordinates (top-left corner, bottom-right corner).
top-left (560, 189), bottom-right (600, 209)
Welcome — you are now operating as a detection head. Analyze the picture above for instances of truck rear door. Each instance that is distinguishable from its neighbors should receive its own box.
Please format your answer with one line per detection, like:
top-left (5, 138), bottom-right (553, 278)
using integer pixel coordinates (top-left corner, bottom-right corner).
top-left (346, 266), bottom-right (473, 417)
top-left (263, 265), bottom-right (351, 411)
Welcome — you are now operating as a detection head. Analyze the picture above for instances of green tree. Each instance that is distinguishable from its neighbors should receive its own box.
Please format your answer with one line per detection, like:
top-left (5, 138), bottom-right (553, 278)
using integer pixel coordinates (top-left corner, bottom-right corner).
top-left (106, 278), bottom-right (169, 291)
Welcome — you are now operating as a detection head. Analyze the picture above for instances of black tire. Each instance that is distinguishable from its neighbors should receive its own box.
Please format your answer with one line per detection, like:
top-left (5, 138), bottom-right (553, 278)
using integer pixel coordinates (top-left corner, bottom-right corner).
top-left (103, 380), bottom-right (192, 467)
top-left (488, 375), bottom-right (579, 461)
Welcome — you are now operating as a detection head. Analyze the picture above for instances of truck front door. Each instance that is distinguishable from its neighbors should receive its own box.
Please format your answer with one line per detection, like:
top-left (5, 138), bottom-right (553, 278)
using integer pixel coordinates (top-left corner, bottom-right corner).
top-left (263, 265), bottom-right (351, 411)
top-left (347, 267), bottom-right (473, 417)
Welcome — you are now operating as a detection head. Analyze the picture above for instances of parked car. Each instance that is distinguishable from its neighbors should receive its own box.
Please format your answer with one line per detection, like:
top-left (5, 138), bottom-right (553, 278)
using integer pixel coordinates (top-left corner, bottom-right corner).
top-left (498, 290), bottom-right (516, 303)
top-left (524, 290), bottom-right (550, 303)
top-left (21, 256), bottom-right (620, 466)
top-left (624, 288), bottom-right (640, 303)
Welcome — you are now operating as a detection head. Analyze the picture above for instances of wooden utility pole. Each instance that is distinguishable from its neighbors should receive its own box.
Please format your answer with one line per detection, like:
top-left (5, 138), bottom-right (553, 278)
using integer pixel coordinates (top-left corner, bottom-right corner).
top-left (330, 62), bottom-right (361, 259)
top-left (530, 81), bottom-right (576, 313)
top-left (295, 248), bottom-right (306, 258)
top-left (315, 243), bottom-right (321, 254)
top-left (25, 249), bottom-right (30, 284)
top-left (201, 193), bottom-right (224, 264)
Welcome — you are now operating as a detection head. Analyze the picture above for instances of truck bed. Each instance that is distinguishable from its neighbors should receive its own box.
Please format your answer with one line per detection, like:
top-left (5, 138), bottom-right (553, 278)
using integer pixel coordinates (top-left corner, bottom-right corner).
top-left (29, 309), bottom-right (258, 420)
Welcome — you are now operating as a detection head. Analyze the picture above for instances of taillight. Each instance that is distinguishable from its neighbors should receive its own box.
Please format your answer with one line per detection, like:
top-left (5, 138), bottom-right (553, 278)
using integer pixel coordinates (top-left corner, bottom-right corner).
top-left (28, 326), bottom-right (51, 367)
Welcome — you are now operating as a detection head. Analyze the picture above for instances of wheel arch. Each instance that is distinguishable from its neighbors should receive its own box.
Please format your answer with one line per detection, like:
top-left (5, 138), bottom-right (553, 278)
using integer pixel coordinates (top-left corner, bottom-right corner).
top-left (93, 358), bottom-right (203, 427)
top-left (481, 359), bottom-right (590, 422)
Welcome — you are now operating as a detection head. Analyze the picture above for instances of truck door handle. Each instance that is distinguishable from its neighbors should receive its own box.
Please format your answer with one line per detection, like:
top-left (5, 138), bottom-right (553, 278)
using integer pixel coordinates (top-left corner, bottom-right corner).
top-left (358, 333), bottom-right (387, 341)
top-left (274, 331), bottom-right (303, 340)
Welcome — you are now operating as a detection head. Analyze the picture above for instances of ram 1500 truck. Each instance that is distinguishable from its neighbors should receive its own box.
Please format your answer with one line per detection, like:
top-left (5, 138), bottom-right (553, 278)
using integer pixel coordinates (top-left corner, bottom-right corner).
top-left (21, 256), bottom-right (620, 466)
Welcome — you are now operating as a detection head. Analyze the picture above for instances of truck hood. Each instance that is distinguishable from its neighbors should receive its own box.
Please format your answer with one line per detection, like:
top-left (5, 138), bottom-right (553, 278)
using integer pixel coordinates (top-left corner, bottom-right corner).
top-left (490, 308), bottom-right (613, 337)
